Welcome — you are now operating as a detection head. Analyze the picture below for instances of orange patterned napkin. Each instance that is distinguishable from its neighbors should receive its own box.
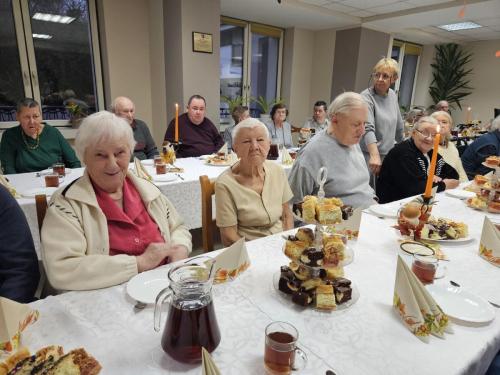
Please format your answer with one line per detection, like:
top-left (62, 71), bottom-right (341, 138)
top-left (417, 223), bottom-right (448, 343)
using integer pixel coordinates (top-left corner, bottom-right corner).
top-left (479, 217), bottom-right (500, 267)
top-left (212, 238), bottom-right (250, 283)
top-left (393, 256), bottom-right (451, 342)
top-left (0, 297), bottom-right (39, 353)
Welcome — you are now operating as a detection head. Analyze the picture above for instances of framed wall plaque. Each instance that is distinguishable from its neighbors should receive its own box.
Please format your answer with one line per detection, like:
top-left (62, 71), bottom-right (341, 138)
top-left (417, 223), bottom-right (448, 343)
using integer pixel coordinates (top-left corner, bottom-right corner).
top-left (192, 32), bottom-right (213, 54)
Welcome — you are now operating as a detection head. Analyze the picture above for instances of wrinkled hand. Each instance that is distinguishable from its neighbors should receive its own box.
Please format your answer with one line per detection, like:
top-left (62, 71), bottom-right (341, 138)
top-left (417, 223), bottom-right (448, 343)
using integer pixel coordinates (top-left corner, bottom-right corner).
top-left (433, 176), bottom-right (442, 183)
top-left (136, 243), bottom-right (171, 273)
top-left (165, 245), bottom-right (189, 263)
top-left (369, 154), bottom-right (382, 176)
top-left (443, 179), bottom-right (459, 190)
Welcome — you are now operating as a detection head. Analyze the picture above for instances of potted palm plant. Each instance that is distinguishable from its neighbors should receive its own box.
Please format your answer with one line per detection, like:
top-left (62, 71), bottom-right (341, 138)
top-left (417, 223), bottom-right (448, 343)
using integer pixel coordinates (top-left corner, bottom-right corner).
top-left (429, 43), bottom-right (473, 110)
top-left (252, 96), bottom-right (283, 121)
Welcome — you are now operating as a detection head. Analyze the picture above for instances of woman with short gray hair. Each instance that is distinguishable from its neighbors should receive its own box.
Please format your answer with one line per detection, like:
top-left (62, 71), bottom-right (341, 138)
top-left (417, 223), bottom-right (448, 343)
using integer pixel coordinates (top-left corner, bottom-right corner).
top-left (42, 111), bottom-right (192, 291)
top-left (288, 92), bottom-right (376, 208)
top-left (377, 116), bottom-right (459, 203)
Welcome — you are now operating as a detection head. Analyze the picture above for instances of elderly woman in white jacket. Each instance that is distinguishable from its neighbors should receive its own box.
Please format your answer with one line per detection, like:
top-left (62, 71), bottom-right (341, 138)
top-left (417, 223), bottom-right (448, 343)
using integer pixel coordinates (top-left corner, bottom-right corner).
top-left (41, 111), bottom-right (191, 291)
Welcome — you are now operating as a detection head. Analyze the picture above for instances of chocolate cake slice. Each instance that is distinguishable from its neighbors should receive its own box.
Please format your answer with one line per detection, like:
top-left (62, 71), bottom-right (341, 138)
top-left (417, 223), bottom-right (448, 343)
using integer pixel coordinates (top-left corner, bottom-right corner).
top-left (300, 247), bottom-right (324, 267)
top-left (292, 291), bottom-right (313, 306)
top-left (334, 286), bottom-right (352, 304)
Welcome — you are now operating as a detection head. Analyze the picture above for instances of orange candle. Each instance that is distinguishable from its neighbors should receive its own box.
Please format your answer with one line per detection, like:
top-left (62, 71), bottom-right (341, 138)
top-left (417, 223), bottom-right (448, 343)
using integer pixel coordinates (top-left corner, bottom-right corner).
top-left (174, 103), bottom-right (179, 142)
top-left (424, 126), bottom-right (441, 198)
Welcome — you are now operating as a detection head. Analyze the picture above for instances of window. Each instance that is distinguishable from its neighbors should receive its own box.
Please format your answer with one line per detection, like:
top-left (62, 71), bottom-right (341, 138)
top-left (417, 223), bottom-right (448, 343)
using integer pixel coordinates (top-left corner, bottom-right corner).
top-left (220, 17), bottom-right (283, 123)
top-left (391, 40), bottom-right (423, 109)
top-left (0, 0), bottom-right (103, 126)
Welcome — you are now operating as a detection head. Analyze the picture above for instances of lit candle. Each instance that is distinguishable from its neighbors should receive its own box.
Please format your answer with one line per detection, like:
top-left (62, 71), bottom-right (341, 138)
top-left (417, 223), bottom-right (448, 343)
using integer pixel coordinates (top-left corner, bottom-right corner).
top-left (424, 125), bottom-right (441, 198)
top-left (466, 106), bottom-right (471, 125)
top-left (174, 103), bottom-right (179, 142)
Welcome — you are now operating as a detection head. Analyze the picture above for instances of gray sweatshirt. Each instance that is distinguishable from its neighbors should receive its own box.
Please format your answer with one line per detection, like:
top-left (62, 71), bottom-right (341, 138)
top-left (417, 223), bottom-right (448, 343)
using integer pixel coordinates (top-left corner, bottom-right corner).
top-left (288, 131), bottom-right (376, 208)
top-left (360, 87), bottom-right (404, 157)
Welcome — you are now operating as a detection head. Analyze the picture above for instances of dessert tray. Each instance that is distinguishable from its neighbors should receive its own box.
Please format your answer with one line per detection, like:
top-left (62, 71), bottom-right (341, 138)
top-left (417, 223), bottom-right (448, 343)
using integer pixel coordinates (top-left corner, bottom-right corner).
top-left (273, 270), bottom-right (359, 312)
top-left (464, 173), bottom-right (500, 213)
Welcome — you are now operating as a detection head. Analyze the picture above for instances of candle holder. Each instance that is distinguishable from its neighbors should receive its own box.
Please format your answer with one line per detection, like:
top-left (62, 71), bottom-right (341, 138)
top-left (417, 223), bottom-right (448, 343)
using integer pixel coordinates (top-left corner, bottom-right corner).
top-left (161, 141), bottom-right (182, 165)
top-left (397, 195), bottom-right (435, 241)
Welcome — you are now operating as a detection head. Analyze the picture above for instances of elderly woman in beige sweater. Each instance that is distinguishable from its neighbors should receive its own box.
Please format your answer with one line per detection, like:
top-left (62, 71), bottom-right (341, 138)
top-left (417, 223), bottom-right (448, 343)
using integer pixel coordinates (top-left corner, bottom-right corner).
top-left (431, 111), bottom-right (468, 182)
top-left (41, 111), bottom-right (191, 291)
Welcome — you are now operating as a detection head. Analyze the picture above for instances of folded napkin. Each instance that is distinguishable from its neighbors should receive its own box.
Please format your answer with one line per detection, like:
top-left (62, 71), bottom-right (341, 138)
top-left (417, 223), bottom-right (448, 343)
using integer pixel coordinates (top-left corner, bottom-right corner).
top-left (333, 207), bottom-right (362, 239)
top-left (393, 255), bottom-right (451, 342)
top-left (212, 238), bottom-right (250, 283)
top-left (202, 347), bottom-right (221, 375)
top-left (217, 143), bottom-right (228, 155)
top-left (0, 297), bottom-right (39, 352)
top-left (281, 148), bottom-right (293, 166)
top-left (133, 157), bottom-right (152, 181)
top-left (0, 175), bottom-right (20, 199)
top-left (479, 217), bottom-right (500, 267)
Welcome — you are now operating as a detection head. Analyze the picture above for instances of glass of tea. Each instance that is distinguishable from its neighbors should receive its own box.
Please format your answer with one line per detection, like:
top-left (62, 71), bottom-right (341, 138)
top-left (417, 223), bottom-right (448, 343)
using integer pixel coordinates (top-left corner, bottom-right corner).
top-left (52, 163), bottom-right (65, 176)
top-left (156, 163), bottom-right (167, 174)
top-left (411, 254), bottom-right (446, 284)
top-left (45, 173), bottom-right (60, 188)
top-left (264, 321), bottom-right (307, 375)
top-left (267, 144), bottom-right (279, 160)
top-left (154, 155), bottom-right (163, 166)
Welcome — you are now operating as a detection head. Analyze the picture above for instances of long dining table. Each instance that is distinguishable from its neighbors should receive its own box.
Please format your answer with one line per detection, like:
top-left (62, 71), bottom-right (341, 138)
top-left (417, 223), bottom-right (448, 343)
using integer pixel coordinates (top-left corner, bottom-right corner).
top-left (23, 190), bottom-right (500, 374)
top-left (5, 156), bottom-right (293, 257)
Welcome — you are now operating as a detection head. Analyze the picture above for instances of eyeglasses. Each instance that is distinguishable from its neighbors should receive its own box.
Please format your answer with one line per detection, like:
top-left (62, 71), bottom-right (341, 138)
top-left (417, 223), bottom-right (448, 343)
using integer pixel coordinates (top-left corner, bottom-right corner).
top-left (415, 129), bottom-right (438, 139)
top-left (372, 72), bottom-right (393, 81)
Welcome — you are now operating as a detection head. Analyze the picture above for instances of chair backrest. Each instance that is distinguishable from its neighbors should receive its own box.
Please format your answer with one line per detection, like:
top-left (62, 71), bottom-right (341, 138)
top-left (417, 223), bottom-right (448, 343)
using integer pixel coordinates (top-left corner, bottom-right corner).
top-left (199, 175), bottom-right (216, 252)
top-left (35, 194), bottom-right (48, 233)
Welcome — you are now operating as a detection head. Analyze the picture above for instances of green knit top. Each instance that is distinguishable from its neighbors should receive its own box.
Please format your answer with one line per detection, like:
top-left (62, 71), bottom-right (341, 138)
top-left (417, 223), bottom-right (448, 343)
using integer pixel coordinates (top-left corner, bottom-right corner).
top-left (0, 124), bottom-right (81, 174)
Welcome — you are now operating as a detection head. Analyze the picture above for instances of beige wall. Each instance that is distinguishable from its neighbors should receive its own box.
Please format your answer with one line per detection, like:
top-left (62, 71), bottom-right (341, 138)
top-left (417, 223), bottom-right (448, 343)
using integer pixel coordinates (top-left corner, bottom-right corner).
top-left (98, 0), bottom-right (154, 127)
top-left (414, 40), bottom-right (500, 125)
top-left (310, 28), bottom-right (336, 106)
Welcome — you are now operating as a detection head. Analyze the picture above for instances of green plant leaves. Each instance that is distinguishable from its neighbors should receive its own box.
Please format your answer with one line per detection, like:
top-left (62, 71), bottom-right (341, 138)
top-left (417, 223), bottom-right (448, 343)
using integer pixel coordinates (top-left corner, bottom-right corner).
top-left (429, 43), bottom-right (473, 110)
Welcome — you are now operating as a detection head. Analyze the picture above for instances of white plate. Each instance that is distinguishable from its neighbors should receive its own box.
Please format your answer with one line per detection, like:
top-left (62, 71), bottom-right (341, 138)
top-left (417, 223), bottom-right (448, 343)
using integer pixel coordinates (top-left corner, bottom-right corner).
top-left (420, 235), bottom-right (473, 244)
top-left (20, 187), bottom-right (58, 198)
top-left (40, 168), bottom-right (72, 175)
top-left (152, 174), bottom-right (178, 182)
top-left (126, 267), bottom-right (170, 304)
top-left (445, 189), bottom-right (476, 200)
top-left (199, 154), bottom-right (214, 160)
top-left (368, 203), bottom-right (399, 218)
top-left (141, 159), bottom-right (154, 166)
top-left (426, 284), bottom-right (495, 324)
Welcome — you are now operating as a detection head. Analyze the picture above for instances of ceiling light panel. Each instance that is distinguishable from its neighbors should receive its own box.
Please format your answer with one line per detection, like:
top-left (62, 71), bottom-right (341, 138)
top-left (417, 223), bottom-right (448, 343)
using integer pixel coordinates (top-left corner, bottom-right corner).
top-left (33, 12), bottom-right (75, 24)
top-left (437, 22), bottom-right (482, 31)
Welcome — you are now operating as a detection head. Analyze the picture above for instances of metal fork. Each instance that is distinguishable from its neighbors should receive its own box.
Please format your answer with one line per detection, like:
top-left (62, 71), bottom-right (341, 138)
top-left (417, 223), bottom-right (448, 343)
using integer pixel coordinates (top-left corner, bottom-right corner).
top-left (450, 281), bottom-right (500, 308)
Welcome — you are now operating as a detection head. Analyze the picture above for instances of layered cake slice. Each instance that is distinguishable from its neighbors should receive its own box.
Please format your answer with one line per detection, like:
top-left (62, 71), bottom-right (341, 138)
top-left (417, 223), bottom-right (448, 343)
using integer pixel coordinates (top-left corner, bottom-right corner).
top-left (315, 284), bottom-right (336, 310)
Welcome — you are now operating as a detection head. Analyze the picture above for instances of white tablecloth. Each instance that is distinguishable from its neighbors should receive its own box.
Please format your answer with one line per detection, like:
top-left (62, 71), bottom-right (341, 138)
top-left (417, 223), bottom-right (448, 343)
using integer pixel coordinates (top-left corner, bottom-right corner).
top-left (25, 192), bottom-right (500, 374)
top-left (6, 157), bottom-right (292, 257)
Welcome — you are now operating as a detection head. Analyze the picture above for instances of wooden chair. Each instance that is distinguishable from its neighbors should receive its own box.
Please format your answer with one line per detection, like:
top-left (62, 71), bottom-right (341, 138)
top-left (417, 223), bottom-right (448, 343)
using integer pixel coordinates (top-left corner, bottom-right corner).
top-left (35, 194), bottom-right (48, 233)
top-left (199, 175), bottom-right (216, 252)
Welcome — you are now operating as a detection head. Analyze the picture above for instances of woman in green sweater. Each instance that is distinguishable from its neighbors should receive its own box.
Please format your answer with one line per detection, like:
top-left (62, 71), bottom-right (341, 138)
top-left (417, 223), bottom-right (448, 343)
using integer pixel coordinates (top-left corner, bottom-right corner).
top-left (0, 98), bottom-right (81, 174)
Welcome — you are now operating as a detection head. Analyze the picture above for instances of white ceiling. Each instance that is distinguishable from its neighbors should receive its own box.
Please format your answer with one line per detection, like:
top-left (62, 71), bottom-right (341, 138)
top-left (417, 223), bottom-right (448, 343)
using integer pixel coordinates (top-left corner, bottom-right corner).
top-left (220, 0), bottom-right (500, 44)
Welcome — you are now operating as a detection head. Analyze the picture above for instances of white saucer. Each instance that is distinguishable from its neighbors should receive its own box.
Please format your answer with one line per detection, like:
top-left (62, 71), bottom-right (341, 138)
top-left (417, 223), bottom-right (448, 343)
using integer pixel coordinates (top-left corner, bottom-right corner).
top-left (20, 187), bottom-right (58, 198)
top-left (141, 159), bottom-right (154, 166)
top-left (426, 284), bottom-right (495, 324)
top-left (445, 189), bottom-right (476, 200)
top-left (368, 203), bottom-right (399, 218)
top-left (126, 267), bottom-right (170, 304)
top-left (152, 174), bottom-right (178, 182)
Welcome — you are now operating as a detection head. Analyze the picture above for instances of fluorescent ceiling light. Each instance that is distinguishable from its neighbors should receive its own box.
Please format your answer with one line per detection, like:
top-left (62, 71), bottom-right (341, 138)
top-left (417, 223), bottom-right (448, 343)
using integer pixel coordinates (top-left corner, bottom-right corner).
top-left (437, 22), bottom-right (482, 31)
top-left (33, 12), bottom-right (75, 24)
top-left (32, 33), bottom-right (52, 39)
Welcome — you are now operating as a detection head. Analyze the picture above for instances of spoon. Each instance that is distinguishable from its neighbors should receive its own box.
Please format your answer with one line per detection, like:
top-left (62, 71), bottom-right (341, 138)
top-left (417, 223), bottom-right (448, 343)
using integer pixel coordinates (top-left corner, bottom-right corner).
top-left (134, 301), bottom-right (147, 311)
top-left (450, 281), bottom-right (500, 308)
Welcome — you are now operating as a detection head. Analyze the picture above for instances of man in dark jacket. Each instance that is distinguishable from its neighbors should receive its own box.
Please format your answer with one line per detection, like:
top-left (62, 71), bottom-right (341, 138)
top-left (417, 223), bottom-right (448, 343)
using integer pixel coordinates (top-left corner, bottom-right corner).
top-left (0, 184), bottom-right (39, 302)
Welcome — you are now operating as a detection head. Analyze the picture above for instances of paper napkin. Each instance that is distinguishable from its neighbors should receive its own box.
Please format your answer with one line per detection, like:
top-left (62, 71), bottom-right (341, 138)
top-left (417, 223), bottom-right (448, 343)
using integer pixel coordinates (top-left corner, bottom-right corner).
top-left (217, 143), bottom-right (228, 155)
top-left (281, 148), bottom-right (293, 166)
top-left (333, 207), bottom-right (362, 239)
top-left (393, 256), bottom-right (451, 342)
top-left (0, 297), bottom-right (39, 352)
top-left (202, 347), bottom-right (221, 375)
top-left (0, 175), bottom-right (20, 199)
top-left (133, 157), bottom-right (152, 181)
top-left (212, 238), bottom-right (250, 283)
top-left (479, 217), bottom-right (500, 267)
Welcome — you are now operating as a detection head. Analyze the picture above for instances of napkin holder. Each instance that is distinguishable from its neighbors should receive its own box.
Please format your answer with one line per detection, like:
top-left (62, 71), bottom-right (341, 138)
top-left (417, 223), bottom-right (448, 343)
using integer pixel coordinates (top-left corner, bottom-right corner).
top-left (0, 297), bottom-right (39, 352)
top-left (478, 217), bottom-right (500, 267)
top-left (393, 256), bottom-right (451, 342)
top-left (212, 238), bottom-right (250, 283)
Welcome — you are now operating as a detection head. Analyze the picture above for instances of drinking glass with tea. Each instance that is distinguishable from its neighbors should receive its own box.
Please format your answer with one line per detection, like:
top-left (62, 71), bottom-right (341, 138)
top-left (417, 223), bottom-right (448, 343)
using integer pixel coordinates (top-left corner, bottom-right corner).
top-left (156, 163), bottom-right (167, 175)
top-left (267, 144), bottom-right (279, 160)
top-left (411, 254), bottom-right (446, 284)
top-left (45, 173), bottom-right (60, 188)
top-left (52, 163), bottom-right (65, 177)
top-left (264, 321), bottom-right (307, 375)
